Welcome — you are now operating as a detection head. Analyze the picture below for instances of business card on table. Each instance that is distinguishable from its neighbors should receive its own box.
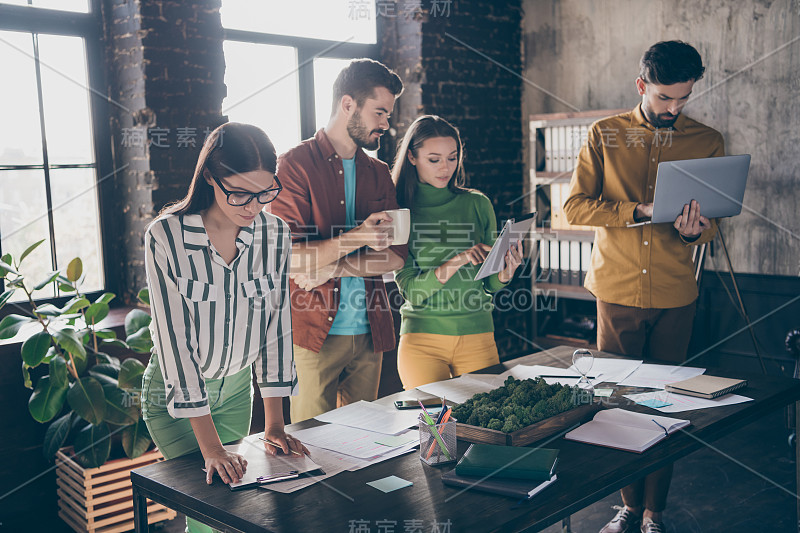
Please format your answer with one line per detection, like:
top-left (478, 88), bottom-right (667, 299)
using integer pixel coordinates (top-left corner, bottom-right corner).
top-left (367, 475), bottom-right (413, 493)
top-left (637, 398), bottom-right (672, 409)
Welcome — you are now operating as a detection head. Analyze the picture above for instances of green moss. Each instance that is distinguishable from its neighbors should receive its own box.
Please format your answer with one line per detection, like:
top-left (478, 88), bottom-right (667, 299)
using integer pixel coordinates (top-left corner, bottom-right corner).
top-left (452, 376), bottom-right (582, 433)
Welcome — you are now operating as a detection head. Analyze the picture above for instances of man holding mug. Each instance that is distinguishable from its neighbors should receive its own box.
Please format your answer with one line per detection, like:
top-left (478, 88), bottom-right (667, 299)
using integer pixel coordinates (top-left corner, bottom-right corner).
top-left (272, 59), bottom-right (407, 422)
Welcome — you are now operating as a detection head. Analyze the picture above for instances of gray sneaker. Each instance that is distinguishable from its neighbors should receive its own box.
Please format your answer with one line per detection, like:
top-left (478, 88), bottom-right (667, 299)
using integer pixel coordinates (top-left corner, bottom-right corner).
top-left (640, 517), bottom-right (665, 533)
top-left (600, 505), bottom-right (642, 533)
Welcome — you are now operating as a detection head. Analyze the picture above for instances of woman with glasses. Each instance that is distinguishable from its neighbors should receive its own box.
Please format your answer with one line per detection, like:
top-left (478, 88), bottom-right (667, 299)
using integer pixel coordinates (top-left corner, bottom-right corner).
top-left (141, 123), bottom-right (306, 532)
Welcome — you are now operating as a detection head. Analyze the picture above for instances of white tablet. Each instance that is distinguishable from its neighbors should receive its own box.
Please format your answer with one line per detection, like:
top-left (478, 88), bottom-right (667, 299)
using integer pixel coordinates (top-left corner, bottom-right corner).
top-left (474, 213), bottom-right (536, 281)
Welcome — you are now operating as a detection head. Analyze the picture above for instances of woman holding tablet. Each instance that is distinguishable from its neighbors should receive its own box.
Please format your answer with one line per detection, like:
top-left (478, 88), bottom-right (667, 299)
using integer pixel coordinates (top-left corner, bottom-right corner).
top-left (141, 123), bottom-right (307, 532)
top-left (391, 115), bottom-right (523, 390)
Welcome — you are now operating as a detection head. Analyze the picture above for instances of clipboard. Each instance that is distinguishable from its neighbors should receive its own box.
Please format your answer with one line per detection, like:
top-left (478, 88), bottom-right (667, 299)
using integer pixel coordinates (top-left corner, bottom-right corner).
top-left (474, 212), bottom-right (536, 281)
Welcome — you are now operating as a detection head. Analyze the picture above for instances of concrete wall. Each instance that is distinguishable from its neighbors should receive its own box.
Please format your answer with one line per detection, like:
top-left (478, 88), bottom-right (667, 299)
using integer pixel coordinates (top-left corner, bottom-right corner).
top-left (522, 0), bottom-right (800, 276)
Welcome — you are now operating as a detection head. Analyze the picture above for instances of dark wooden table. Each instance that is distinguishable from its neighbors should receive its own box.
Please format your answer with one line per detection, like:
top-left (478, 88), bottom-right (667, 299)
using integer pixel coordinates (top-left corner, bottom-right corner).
top-left (131, 346), bottom-right (800, 533)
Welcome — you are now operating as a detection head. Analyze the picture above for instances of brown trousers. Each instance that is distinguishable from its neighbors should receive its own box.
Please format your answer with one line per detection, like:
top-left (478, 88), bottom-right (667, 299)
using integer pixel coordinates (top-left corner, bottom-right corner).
top-left (597, 299), bottom-right (697, 512)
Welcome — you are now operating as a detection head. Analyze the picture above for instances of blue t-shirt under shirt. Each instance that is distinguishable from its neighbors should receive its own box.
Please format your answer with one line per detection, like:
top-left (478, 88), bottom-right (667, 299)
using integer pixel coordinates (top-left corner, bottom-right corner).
top-left (328, 156), bottom-right (370, 335)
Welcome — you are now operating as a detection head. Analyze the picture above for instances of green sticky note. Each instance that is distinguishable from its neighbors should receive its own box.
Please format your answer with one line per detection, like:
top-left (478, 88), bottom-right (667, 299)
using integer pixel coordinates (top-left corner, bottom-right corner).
top-left (367, 475), bottom-right (413, 493)
top-left (594, 388), bottom-right (614, 397)
top-left (638, 398), bottom-right (672, 408)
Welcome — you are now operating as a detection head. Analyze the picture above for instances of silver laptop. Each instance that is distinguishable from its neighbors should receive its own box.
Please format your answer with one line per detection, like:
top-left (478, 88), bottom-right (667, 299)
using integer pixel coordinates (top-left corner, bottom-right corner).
top-left (650, 154), bottom-right (751, 224)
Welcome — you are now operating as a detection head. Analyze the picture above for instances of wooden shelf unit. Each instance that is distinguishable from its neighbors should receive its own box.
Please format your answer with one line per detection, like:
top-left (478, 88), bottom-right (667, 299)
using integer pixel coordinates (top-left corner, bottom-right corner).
top-left (529, 109), bottom-right (628, 340)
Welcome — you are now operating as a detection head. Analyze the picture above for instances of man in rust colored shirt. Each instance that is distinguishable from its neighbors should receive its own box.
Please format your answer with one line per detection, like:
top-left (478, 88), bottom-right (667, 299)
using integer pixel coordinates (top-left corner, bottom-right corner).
top-left (272, 59), bottom-right (407, 423)
top-left (564, 42), bottom-right (725, 533)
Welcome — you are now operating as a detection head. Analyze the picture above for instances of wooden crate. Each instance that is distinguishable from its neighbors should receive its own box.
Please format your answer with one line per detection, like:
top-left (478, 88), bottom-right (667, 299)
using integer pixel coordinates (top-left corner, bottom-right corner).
top-left (56, 447), bottom-right (177, 533)
top-left (456, 402), bottom-right (601, 446)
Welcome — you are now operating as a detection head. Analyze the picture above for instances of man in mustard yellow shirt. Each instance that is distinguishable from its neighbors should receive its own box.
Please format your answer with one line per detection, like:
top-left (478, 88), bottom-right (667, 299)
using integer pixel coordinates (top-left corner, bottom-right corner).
top-left (564, 41), bottom-right (724, 533)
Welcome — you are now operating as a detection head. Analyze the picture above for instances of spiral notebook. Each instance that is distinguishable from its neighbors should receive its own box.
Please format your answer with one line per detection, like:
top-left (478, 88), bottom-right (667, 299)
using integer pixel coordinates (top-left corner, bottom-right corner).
top-left (665, 375), bottom-right (747, 399)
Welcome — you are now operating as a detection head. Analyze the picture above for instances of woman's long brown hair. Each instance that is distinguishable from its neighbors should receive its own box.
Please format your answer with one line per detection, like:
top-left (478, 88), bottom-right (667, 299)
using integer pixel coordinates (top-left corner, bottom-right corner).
top-left (161, 122), bottom-right (277, 216)
top-left (390, 115), bottom-right (467, 209)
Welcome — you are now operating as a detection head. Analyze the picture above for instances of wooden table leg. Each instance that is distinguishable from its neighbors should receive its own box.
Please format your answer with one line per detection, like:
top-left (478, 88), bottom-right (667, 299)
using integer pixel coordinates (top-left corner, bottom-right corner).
top-left (132, 484), bottom-right (149, 533)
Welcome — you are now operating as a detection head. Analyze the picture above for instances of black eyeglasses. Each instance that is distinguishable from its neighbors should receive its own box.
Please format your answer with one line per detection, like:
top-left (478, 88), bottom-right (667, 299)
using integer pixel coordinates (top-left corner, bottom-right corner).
top-left (211, 174), bottom-right (282, 206)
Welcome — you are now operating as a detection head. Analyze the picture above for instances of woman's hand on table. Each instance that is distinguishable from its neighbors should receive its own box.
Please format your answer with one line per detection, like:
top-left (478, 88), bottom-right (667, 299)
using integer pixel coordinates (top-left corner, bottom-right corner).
top-left (204, 448), bottom-right (247, 485)
top-left (263, 425), bottom-right (310, 456)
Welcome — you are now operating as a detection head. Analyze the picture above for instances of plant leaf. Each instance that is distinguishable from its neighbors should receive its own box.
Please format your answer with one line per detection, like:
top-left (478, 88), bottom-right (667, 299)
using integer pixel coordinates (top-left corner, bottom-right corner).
top-left (122, 419), bottom-right (152, 459)
top-left (50, 355), bottom-right (70, 389)
top-left (42, 346), bottom-right (58, 364)
top-left (19, 239), bottom-right (46, 263)
top-left (21, 362), bottom-right (32, 389)
top-left (124, 309), bottom-right (151, 336)
top-left (89, 363), bottom-right (120, 381)
top-left (0, 288), bottom-right (15, 311)
top-left (28, 376), bottom-right (68, 423)
top-left (61, 296), bottom-right (90, 315)
top-left (93, 351), bottom-right (121, 367)
top-left (67, 377), bottom-right (106, 425)
top-left (66, 258), bottom-right (83, 282)
top-left (137, 288), bottom-right (150, 306)
top-left (21, 331), bottom-right (52, 367)
top-left (84, 302), bottom-right (109, 324)
top-left (93, 329), bottom-right (117, 340)
top-left (103, 387), bottom-right (139, 426)
top-left (118, 358), bottom-right (146, 390)
top-left (125, 327), bottom-right (152, 353)
top-left (73, 422), bottom-right (110, 468)
top-left (43, 412), bottom-right (73, 460)
top-left (0, 259), bottom-right (19, 276)
top-left (58, 282), bottom-right (76, 293)
top-left (54, 327), bottom-right (87, 360)
top-left (33, 271), bottom-right (60, 291)
top-left (101, 339), bottom-right (129, 350)
top-left (95, 293), bottom-right (116, 305)
top-left (0, 314), bottom-right (34, 340)
top-left (33, 303), bottom-right (61, 317)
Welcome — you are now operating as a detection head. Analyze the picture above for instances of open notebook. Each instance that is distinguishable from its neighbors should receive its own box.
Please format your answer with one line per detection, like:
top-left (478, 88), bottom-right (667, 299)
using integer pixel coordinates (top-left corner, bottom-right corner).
top-left (564, 408), bottom-right (690, 453)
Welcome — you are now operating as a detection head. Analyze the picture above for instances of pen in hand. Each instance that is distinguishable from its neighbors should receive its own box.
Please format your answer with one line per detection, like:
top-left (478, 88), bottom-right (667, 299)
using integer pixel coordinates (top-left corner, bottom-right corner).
top-left (259, 437), bottom-right (303, 456)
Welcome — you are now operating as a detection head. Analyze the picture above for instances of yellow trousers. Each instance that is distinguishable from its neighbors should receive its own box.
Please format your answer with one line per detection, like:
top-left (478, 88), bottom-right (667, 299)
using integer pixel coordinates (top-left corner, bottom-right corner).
top-left (397, 332), bottom-right (500, 390)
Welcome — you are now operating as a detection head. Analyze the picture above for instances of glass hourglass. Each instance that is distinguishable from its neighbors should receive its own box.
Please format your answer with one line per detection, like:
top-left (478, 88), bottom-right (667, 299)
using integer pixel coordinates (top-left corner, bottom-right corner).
top-left (572, 348), bottom-right (595, 391)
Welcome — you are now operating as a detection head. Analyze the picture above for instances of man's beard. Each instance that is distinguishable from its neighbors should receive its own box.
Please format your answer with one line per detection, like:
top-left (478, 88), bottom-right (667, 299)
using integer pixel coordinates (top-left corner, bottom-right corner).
top-left (347, 109), bottom-right (384, 150)
top-left (642, 101), bottom-right (679, 128)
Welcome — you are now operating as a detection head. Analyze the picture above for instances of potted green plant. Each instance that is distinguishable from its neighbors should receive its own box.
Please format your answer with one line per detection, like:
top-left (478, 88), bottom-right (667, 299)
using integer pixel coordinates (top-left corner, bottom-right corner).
top-left (0, 239), bottom-right (154, 467)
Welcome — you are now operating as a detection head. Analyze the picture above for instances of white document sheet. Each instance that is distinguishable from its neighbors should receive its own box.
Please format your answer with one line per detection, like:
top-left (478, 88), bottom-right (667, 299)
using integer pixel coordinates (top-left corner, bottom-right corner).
top-left (223, 434), bottom-right (322, 489)
top-left (572, 358), bottom-right (643, 384)
top-left (261, 443), bottom-right (355, 494)
top-left (313, 400), bottom-right (419, 435)
top-left (292, 424), bottom-right (418, 460)
top-left (415, 374), bottom-right (498, 404)
top-left (617, 364), bottom-right (706, 389)
top-left (485, 365), bottom-right (603, 387)
top-left (623, 391), bottom-right (754, 413)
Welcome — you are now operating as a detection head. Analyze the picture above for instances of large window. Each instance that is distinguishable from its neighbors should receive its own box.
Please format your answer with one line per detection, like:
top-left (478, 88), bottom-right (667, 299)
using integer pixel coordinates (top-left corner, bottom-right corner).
top-left (221, 0), bottom-right (378, 153)
top-left (0, 2), bottom-right (108, 303)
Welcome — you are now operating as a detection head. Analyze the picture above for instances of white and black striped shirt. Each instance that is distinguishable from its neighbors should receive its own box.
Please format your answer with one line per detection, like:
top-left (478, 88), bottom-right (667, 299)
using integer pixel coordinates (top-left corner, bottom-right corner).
top-left (145, 211), bottom-right (296, 418)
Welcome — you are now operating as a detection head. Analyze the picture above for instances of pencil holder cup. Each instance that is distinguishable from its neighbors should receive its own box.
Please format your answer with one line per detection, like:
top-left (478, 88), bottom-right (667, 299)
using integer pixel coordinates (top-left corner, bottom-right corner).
top-left (419, 418), bottom-right (457, 466)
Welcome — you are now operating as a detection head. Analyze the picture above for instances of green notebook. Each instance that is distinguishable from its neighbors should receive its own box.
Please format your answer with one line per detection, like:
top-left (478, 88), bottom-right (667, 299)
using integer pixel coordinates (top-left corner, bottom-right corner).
top-left (455, 444), bottom-right (559, 481)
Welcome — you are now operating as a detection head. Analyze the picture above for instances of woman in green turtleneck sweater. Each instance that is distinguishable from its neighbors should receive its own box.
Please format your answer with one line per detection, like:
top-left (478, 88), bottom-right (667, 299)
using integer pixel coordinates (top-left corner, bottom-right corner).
top-left (391, 115), bottom-right (523, 390)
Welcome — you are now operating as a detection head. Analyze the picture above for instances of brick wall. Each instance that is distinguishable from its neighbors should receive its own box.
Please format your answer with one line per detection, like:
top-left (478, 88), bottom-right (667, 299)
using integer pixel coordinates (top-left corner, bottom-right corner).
top-left (104, 0), bottom-right (226, 303)
top-left (380, 0), bottom-right (531, 358)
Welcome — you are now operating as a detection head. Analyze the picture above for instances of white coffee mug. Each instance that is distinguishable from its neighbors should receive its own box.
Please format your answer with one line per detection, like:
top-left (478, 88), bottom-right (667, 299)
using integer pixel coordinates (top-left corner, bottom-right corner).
top-left (384, 208), bottom-right (411, 245)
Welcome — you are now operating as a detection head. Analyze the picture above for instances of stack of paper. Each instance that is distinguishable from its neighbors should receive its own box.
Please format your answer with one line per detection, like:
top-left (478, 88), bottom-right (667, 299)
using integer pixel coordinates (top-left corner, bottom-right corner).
top-left (623, 391), bottom-right (754, 413)
top-left (314, 400), bottom-right (420, 434)
top-left (292, 424), bottom-right (418, 461)
top-left (415, 374), bottom-right (499, 404)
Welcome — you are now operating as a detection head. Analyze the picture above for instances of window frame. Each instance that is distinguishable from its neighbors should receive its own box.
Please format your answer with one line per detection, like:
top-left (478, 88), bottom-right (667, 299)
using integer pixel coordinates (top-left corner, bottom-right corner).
top-left (0, 0), bottom-right (117, 317)
top-left (222, 28), bottom-right (378, 141)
